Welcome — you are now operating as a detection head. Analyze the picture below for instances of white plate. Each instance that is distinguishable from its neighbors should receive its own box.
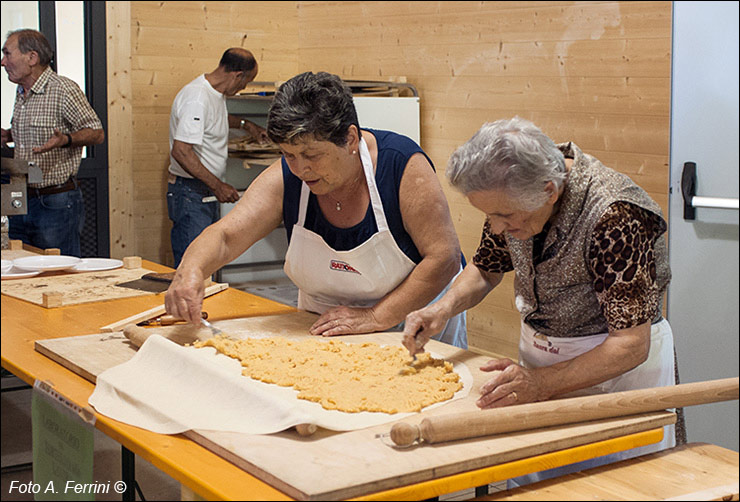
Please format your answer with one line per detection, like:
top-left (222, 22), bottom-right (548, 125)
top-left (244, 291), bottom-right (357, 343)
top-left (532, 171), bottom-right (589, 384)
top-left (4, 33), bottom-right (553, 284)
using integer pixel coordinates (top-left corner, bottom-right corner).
top-left (12, 255), bottom-right (82, 272)
top-left (1, 267), bottom-right (41, 280)
top-left (0, 259), bottom-right (12, 273)
top-left (73, 258), bottom-right (124, 272)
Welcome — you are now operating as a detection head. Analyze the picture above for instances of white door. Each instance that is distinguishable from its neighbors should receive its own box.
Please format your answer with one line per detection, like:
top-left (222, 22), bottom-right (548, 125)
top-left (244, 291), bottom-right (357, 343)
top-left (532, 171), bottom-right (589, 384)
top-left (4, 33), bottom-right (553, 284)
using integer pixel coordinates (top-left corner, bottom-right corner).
top-left (668, 1), bottom-right (739, 451)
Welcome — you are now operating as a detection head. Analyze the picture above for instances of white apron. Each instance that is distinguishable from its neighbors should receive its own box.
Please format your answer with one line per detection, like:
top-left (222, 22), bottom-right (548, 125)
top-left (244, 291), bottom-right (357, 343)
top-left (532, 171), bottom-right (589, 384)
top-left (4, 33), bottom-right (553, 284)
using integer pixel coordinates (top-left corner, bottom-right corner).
top-left (283, 138), bottom-right (466, 348)
top-left (509, 318), bottom-right (676, 487)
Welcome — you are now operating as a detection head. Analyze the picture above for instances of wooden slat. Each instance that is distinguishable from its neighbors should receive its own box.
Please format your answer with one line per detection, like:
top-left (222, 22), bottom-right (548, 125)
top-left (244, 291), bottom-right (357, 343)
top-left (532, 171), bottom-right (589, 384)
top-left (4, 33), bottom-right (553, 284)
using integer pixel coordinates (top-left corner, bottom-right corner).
top-left (131, 1), bottom-right (297, 30)
top-left (299, 2), bottom-right (671, 41)
top-left (300, 38), bottom-right (671, 78)
top-left (418, 76), bottom-right (670, 117)
top-left (474, 443), bottom-right (739, 501)
top-left (106, 2), bottom-right (136, 261)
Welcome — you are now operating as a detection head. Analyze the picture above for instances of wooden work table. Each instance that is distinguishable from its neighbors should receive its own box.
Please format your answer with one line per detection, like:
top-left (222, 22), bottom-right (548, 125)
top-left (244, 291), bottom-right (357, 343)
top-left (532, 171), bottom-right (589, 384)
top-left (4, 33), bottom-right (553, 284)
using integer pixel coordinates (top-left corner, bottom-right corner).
top-left (1, 258), bottom-right (670, 501)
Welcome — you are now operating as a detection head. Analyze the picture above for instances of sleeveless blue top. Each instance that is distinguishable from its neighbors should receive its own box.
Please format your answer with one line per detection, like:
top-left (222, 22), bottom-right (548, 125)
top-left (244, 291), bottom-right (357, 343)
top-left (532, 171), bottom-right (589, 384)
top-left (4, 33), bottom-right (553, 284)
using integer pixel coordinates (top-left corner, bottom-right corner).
top-left (282, 128), bottom-right (428, 263)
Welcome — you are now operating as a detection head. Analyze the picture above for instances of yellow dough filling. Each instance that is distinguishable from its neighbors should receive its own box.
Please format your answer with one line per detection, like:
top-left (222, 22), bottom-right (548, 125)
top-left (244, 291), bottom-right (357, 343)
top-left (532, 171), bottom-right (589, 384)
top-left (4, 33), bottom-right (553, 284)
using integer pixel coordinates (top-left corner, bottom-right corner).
top-left (194, 336), bottom-right (462, 414)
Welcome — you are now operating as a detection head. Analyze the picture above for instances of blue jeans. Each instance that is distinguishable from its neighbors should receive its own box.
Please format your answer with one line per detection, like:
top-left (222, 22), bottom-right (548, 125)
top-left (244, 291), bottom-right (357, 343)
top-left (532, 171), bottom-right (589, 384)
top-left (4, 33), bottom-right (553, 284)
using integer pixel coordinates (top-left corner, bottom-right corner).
top-left (167, 176), bottom-right (219, 268)
top-left (9, 187), bottom-right (85, 257)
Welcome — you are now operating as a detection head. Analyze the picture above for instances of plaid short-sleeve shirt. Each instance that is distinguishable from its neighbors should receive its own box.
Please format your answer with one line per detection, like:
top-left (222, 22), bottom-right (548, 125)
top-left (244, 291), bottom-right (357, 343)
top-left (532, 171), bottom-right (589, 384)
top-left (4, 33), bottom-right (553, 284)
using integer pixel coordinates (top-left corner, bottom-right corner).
top-left (11, 66), bottom-right (103, 187)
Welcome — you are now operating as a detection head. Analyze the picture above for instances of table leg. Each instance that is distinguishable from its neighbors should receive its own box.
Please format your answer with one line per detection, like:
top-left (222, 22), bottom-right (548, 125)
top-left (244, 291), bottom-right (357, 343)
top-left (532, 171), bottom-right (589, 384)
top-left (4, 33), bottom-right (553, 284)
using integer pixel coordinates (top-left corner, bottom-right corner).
top-left (121, 446), bottom-right (136, 501)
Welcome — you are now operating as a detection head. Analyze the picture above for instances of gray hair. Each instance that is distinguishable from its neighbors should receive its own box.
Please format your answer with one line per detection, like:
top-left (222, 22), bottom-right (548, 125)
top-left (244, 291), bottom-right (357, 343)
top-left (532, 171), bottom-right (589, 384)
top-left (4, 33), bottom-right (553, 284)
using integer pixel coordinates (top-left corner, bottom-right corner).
top-left (6, 29), bottom-right (53, 67)
top-left (446, 117), bottom-right (567, 211)
top-left (267, 71), bottom-right (359, 146)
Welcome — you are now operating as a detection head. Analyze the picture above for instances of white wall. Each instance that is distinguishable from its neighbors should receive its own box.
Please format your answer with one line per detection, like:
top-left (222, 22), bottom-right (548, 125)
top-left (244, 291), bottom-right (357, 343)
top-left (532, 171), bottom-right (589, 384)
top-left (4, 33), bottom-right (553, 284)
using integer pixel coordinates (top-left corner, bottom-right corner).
top-left (1, 1), bottom-right (38, 129)
top-left (668, 1), bottom-right (739, 452)
top-left (1, 1), bottom-right (86, 146)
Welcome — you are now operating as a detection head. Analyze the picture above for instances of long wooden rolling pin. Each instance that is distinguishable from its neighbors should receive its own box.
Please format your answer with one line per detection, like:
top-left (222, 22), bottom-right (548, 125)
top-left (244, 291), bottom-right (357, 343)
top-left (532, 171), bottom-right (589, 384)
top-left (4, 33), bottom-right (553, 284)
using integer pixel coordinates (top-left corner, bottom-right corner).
top-left (390, 377), bottom-right (739, 446)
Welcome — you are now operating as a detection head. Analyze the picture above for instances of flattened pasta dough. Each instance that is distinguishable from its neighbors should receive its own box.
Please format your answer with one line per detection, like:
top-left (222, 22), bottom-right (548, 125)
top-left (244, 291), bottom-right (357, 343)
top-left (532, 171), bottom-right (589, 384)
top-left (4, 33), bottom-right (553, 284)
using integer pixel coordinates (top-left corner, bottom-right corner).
top-left (194, 336), bottom-right (462, 413)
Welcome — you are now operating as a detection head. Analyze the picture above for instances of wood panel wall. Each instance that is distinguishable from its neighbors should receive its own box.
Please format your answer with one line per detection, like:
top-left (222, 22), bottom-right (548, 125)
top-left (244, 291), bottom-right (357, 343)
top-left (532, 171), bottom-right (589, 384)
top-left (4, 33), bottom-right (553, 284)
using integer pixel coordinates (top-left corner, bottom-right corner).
top-left (297, 1), bottom-right (672, 358)
top-left (107, 1), bottom-right (299, 264)
top-left (107, 1), bottom-right (672, 358)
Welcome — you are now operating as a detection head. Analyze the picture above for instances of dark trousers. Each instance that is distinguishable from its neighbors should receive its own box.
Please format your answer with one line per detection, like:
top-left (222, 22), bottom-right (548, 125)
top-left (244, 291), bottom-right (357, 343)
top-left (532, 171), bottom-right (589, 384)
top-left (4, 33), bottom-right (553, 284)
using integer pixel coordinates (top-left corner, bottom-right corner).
top-left (9, 187), bottom-right (84, 257)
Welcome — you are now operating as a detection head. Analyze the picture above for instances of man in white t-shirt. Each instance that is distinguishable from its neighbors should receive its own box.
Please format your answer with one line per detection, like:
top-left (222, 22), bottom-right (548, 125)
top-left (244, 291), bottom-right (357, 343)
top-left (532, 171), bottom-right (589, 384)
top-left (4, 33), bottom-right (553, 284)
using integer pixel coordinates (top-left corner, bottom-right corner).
top-left (167, 48), bottom-right (266, 267)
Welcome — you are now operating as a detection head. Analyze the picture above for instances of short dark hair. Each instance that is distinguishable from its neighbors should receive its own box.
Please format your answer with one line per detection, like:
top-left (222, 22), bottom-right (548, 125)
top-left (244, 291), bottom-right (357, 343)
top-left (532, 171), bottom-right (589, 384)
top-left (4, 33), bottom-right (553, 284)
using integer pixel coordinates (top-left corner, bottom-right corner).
top-left (7, 29), bottom-right (53, 66)
top-left (219, 48), bottom-right (256, 73)
top-left (267, 71), bottom-right (360, 146)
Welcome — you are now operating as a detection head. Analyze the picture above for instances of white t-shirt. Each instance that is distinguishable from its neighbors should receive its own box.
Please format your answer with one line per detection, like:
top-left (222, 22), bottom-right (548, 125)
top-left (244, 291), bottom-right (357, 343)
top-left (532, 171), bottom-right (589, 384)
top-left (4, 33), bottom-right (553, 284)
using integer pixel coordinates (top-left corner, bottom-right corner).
top-left (168, 74), bottom-right (228, 180)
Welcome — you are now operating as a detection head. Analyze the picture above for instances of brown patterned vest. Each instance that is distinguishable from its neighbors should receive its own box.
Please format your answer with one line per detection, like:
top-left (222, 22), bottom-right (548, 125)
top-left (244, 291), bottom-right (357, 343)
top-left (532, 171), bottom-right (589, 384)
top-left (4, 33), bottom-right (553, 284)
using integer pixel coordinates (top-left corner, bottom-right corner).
top-left (506, 142), bottom-right (670, 337)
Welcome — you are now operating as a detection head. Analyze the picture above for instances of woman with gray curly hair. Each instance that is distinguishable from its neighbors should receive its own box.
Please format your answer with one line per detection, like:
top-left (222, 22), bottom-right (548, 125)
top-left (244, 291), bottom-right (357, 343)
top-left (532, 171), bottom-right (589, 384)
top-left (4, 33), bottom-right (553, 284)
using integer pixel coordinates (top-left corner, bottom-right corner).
top-left (166, 71), bottom-right (466, 347)
top-left (403, 117), bottom-right (679, 482)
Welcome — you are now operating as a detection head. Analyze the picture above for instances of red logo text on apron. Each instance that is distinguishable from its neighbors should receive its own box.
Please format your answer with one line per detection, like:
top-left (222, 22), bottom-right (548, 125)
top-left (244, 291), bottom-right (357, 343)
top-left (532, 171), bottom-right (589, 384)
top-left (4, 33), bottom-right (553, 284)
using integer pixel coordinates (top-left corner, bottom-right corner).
top-left (330, 260), bottom-right (361, 275)
top-left (533, 333), bottom-right (560, 355)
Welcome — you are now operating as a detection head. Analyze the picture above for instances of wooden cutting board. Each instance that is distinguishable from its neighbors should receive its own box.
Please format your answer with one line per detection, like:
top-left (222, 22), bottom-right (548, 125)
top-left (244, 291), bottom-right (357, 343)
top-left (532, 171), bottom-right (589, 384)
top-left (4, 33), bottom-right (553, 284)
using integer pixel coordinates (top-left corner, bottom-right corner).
top-left (35, 312), bottom-right (675, 500)
top-left (1, 267), bottom-right (159, 307)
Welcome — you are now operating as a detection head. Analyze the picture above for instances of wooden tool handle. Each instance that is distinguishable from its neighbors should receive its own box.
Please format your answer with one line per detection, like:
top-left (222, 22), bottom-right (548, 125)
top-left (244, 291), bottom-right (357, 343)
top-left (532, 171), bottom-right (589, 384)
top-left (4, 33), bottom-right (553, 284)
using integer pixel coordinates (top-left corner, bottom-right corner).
top-left (100, 282), bottom-right (228, 332)
top-left (391, 377), bottom-right (739, 446)
top-left (142, 272), bottom-right (176, 282)
top-left (155, 312), bottom-right (208, 325)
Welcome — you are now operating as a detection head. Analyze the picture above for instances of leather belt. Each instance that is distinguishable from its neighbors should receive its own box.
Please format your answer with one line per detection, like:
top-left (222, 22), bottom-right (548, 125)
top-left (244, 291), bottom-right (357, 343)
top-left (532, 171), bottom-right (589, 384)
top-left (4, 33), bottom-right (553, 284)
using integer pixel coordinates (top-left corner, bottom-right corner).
top-left (27, 177), bottom-right (78, 198)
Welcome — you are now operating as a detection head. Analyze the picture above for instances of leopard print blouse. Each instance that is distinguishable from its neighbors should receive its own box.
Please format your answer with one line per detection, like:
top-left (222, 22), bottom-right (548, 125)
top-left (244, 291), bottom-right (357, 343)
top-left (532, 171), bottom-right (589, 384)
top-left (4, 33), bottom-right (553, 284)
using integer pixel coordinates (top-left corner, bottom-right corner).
top-left (473, 201), bottom-right (665, 331)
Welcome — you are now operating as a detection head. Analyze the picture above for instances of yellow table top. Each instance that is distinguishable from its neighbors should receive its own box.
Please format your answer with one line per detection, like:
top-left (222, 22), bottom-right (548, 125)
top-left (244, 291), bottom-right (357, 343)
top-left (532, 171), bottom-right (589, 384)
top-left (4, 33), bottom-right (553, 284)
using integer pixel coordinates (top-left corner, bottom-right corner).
top-left (1, 258), bottom-right (663, 500)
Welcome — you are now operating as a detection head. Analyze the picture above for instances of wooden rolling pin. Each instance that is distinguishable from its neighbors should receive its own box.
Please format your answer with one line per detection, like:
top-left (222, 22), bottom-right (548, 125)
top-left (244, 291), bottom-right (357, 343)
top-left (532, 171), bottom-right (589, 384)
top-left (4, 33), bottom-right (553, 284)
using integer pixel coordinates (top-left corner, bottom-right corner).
top-left (390, 377), bottom-right (739, 447)
top-left (122, 323), bottom-right (214, 348)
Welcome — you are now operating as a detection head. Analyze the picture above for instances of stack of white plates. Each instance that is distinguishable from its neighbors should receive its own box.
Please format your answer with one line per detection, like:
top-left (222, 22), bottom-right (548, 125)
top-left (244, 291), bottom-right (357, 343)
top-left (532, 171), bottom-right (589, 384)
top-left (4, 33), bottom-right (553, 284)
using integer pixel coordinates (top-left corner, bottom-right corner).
top-left (1, 259), bottom-right (13, 274)
top-left (12, 255), bottom-right (82, 272)
top-left (1, 255), bottom-right (124, 279)
top-left (2, 255), bottom-right (81, 279)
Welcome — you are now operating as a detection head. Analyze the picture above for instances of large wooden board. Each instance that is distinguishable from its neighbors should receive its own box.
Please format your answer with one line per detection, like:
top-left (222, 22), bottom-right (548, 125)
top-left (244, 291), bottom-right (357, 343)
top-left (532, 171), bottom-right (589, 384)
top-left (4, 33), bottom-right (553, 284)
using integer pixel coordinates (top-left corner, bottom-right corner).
top-left (35, 312), bottom-right (675, 500)
top-left (1, 267), bottom-right (159, 307)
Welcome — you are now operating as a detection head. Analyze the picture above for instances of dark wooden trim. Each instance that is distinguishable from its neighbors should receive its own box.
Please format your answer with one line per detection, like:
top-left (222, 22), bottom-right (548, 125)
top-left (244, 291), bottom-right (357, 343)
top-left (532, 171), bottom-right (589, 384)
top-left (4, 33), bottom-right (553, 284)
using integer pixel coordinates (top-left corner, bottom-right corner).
top-left (38, 1), bottom-right (56, 72)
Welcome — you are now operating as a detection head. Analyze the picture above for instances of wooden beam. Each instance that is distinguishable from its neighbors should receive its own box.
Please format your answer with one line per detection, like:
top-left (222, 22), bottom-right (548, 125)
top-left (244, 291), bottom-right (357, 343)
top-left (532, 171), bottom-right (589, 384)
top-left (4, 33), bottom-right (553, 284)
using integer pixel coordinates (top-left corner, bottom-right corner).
top-left (106, 1), bottom-right (135, 260)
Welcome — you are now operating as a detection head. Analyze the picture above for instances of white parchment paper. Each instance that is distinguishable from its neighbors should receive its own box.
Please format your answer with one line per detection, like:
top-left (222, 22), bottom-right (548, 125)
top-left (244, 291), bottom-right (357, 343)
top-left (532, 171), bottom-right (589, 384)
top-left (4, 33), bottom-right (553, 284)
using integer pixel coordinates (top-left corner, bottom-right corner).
top-left (89, 335), bottom-right (472, 435)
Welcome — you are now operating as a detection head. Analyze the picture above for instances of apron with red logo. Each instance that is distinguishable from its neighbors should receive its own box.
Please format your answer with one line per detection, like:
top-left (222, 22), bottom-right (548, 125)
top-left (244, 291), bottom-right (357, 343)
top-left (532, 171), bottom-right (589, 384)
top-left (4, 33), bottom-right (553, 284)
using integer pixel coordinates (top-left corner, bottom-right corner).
top-left (509, 318), bottom-right (676, 487)
top-left (284, 138), bottom-right (466, 347)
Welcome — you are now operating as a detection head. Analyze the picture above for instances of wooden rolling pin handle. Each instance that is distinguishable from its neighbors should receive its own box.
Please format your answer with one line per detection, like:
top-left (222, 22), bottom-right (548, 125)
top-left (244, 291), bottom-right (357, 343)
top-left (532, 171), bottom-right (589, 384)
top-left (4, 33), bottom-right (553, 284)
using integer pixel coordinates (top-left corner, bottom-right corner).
top-left (122, 324), bottom-right (150, 348)
top-left (390, 422), bottom-right (421, 447)
top-left (295, 423), bottom-right (317, 436)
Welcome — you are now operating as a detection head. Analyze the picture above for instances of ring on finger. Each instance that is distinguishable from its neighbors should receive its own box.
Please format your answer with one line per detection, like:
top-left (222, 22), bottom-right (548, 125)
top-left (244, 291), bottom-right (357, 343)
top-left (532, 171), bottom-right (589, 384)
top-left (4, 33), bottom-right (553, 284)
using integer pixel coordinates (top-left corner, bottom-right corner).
top-left (510, 391), bottom-right (518, 401)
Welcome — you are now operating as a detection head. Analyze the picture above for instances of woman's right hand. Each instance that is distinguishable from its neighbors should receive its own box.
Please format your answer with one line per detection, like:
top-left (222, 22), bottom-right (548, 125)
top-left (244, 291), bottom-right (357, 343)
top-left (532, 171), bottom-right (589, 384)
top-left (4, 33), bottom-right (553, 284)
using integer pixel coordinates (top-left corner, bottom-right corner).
top-left (402, 304), bottom-right (450, 356)
top-left (165, 268), bottom-right (206, 325)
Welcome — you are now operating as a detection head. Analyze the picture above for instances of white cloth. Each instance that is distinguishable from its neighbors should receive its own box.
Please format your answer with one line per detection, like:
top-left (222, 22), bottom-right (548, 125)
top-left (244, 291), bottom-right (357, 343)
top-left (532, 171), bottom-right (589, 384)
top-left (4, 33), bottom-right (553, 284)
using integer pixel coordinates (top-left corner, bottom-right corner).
top-left (510, 318), bottom-right (676, 487)
top-left (283, 138), bottom-right (467, 347)
top-left (88, 334), bottom-right (473, 435)
top-left (168, 74), bottom-right (228, 179)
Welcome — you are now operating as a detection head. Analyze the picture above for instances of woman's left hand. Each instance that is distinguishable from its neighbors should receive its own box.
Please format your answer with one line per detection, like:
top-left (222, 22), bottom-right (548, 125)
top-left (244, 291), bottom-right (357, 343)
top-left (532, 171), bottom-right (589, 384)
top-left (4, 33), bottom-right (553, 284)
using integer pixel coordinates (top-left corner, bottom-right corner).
top-left (476, 358), bottom-right (544, 409)
top-left (310, 306), bottom-right (380, 336)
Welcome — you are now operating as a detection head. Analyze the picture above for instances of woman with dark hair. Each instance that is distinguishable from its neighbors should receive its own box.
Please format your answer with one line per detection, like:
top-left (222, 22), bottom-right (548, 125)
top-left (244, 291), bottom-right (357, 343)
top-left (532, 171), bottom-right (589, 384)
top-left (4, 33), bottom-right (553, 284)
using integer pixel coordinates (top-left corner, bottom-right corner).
top-left (166, 71), bottom-right (466, 347)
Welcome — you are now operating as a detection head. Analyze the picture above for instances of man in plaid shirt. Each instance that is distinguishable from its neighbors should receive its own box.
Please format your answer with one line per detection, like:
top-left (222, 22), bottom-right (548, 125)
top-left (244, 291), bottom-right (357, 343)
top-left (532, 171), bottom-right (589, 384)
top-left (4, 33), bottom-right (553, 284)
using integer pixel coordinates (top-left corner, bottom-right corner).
top-left (1, 29), bottom-right (104, 256)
